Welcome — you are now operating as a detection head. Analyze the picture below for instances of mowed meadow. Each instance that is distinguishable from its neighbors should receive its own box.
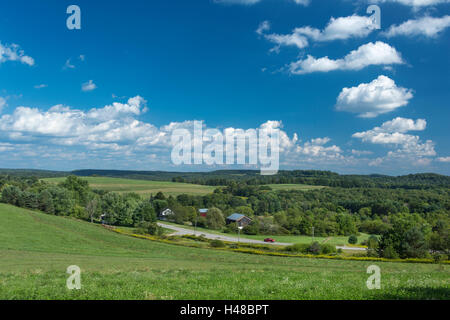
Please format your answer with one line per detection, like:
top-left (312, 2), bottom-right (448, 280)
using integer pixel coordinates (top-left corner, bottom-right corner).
top-left (43, 177), bottom-right (217, 197)
top-left (0, 204), bottom-right (449, 300)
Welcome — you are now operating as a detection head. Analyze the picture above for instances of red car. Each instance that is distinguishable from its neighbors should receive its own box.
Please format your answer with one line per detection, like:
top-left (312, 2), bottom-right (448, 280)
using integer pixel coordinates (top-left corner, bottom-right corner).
top-left (264, 238), bottom-right (275, 243)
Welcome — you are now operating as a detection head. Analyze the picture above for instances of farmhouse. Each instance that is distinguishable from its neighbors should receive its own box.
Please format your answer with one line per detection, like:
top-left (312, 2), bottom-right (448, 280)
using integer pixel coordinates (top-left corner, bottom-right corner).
top-left (226, 213), bottom-right (252, 228)
top-left (159, 208), bottom-right (174, 220)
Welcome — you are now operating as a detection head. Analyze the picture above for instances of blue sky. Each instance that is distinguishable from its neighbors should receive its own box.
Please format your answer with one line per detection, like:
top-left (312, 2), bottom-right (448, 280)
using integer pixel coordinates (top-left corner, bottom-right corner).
top-left (0, 0), bottom-right (449, 175)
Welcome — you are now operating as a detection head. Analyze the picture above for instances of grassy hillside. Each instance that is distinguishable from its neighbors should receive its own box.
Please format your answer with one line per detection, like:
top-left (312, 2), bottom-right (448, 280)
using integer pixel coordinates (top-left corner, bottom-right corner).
top-left (0, 203), bottom-right (449, 300)
top-left (43, 177), bottom-right (217, 197)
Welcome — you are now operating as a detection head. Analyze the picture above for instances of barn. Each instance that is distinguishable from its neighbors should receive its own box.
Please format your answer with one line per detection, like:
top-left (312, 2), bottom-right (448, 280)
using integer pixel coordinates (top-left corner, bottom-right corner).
top-left (226, 213), bottom-right (252, 228)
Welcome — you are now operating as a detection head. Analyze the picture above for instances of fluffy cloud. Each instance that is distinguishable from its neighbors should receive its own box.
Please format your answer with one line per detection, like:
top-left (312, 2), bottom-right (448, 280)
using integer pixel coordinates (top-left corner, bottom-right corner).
top-left (379, 117), bottom-right (427, 132)
top-left (87, 96), bottom-right (148, 121)
top-left (336, 75), bottom-right (414, 118)
top-left (258, 15), bottom-right (376, 50)
top-left (295, 15), bottom-right (376, 41)
top-left (384, 15), bottom-right (450, 37)
top-left (295, 137), bottom-right (343, 158)
top-left (289, 42), bottom-right (404, 74)
top-left (0, 42), bottom-right (34, 66)
top-left (263, 30), bottom-right (309, 51)
top-left (437, 157), bottom-right (450, 163)
top-left (353, 118), bottom-right (436, 160)
top-left (370, 0), bottom-right (450, 8)
top-left (82, 80), bottom-right (97, 92)
top-left (0, 96), bottom-right (356, 170)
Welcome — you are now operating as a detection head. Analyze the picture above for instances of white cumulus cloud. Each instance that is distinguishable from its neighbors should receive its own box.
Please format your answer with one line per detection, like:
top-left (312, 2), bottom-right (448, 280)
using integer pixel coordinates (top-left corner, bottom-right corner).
top-left (258, 15), bottom-right (377, 51)
top-left (370, 0), bottom-right (450, 8)
top-left (0, 42), bottom-right (34, 66)
top-left (289, 42), bottom-right (404, 74)
top-left (336, 75), bottom-right (414, 118)
top-left (384, 15), bottom-right (450, 37)
top-left (353, 117), bottom-right (435, 159)
top-left (82, 80), bottom-right (97, 92)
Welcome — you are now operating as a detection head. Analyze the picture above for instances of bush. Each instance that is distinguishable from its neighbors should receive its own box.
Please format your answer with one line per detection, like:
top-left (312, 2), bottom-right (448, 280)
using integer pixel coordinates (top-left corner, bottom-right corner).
top-left (320, 244), bottom-right (337, 255)
top-left (307, 242), bottom-right (321, 255)
top-left (348, 235), bottom-right (358, 245)
top-left (433, 253), bottom-right (447, 264)
top-left (134, 227), bottom-right (147, 235)
top-left (285, 243), bottom-right (309, 253)
top-left (135, 221), bottom-right (164, 236)
top-left (382, 245), bottom-right (399, 259)
top-left (210, 239), bottom-right (226, 248)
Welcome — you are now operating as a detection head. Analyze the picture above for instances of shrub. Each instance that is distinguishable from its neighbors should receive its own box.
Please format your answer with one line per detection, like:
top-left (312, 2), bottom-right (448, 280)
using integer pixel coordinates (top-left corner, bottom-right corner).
top-left (367, 235), bottom-right (379, 257)
top-left (382, 245), bottom-right (399, 259)
top-left (210, 239), bottom-right (226, 248)
top-left (285, 243), bottom-right (309, 253)
top-left (320, 244), bottom-right (337, 255)
top-left (307, 242), bottom-right (321, 255)
top-left (348, 235), bottom-right (358, 245)
top-left (134, 227), bottom-right (147, 235)
top-left (433, 253), bottom-right (447, 264)
top-left (135, 221), bottom-right (164, 236)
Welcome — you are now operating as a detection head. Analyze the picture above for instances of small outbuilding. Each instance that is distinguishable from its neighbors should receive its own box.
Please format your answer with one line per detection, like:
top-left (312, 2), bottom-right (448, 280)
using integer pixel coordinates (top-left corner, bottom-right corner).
top-left (198, 208), bottom-right (209, 217)
top-left (226, 213), bottom-right (252, 228)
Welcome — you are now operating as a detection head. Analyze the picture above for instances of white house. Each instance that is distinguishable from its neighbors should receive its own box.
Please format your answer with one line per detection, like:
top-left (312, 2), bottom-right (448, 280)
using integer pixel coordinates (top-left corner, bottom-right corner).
top-left (159, 208), bottom-right (175, 220)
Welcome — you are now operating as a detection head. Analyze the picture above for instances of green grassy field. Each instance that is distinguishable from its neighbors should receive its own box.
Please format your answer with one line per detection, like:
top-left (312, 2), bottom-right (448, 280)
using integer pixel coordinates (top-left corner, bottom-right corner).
top-left (43, 177), bottom-right (217, 197)
top-left (160, 221), bottom-right (369, 247)
top-left (0, 203), bottom-right (448, 300)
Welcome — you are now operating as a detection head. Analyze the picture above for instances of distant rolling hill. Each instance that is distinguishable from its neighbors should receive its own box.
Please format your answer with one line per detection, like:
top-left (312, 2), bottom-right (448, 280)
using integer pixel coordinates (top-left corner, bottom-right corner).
top-left (2, 168), bottom-right (449, 189)
top-left (43, 176), bottom-right (217, 197)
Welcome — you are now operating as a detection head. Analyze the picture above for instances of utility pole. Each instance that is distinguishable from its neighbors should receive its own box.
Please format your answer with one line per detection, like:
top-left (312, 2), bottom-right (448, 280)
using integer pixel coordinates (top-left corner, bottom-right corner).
top-left (312, 226), bottom-right (315, 243)
top-left (237, 225), bottom-right (243, 244)
top-left (194, 215), bottom-right (198, 236)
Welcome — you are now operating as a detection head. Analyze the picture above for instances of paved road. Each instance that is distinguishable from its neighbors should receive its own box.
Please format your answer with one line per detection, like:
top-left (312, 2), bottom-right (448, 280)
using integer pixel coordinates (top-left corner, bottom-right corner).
top-left (158, 222), bottom-right (366, 251)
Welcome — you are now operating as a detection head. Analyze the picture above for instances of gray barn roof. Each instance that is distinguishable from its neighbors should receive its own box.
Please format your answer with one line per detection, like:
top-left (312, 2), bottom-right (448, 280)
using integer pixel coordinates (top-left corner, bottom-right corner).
top-left (226, 213), bottom-right (246, 221)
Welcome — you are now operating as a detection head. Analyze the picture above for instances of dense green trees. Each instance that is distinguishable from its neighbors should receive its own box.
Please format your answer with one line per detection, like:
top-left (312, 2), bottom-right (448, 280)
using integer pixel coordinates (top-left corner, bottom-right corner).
top-left (378, 214), bottom-right (432, 259)
top-left (0, 176), bottom-right (158, 228)
top-left (205, 207), bottom-right (225, 230)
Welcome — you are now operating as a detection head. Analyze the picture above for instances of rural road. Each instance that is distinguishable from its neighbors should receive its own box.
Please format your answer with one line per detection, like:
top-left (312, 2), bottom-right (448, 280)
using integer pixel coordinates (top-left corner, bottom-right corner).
top-left (158, 222), bottom-right (366, 251)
